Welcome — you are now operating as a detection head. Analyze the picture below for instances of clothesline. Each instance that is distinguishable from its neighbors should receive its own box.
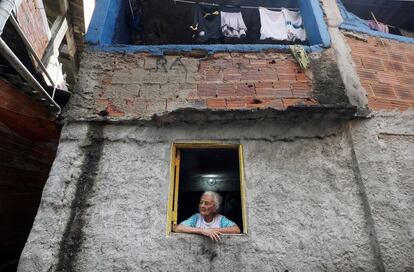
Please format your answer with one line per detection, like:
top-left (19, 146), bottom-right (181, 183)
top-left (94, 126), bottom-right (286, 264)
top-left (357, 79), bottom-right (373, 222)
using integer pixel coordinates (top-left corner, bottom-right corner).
top-left (172, 0), bottom-right (300, 11)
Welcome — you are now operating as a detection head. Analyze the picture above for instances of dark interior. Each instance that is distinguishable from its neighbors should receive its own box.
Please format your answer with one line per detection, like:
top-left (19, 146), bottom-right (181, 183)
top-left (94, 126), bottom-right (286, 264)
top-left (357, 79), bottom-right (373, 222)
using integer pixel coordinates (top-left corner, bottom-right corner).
top-left (342, 0), bottom-right (414, 33)
top-left (118, 0), bottom-right (306, 45)
top-left (177, 148), bottom-right (243, 232)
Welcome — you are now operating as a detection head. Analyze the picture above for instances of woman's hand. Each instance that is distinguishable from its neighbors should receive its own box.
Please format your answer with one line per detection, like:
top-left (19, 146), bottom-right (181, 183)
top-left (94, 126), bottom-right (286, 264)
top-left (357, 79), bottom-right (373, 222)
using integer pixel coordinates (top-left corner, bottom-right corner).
top-left (200, 228), bottom-right (222, 241)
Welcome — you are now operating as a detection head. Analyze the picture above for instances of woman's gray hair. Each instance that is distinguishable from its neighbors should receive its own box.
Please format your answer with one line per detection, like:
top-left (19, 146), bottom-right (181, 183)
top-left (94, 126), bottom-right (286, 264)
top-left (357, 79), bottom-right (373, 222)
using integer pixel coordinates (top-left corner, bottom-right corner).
top-left (202, 191), bottom-right (222, 213)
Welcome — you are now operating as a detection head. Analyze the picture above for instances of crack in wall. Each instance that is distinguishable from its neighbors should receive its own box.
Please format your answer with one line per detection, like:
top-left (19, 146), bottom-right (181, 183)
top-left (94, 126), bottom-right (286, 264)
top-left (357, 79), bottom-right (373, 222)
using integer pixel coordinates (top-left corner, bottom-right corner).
top-left (54, 124), bottom-right (105, 272)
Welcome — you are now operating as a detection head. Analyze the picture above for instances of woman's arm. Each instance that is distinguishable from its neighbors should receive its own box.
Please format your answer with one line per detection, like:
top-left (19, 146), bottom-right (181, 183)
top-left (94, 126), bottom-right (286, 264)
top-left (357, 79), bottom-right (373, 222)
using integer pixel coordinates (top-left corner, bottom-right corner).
top-left (212, 225), bottom-right (241, 234)
top-left (175, 224), bottom-right (241, 241)
top-left (175, 224), bottom-right (222, 241)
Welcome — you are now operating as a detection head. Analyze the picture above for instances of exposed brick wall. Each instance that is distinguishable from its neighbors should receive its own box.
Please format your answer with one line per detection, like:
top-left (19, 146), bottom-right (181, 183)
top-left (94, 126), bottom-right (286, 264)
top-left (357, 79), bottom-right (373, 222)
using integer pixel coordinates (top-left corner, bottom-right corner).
top-left (74, 51), bottom-right (323, 119)
top-left (17, 0), bottom-right (50, 58)
top-left (345, 35), bottom-right (414, 112)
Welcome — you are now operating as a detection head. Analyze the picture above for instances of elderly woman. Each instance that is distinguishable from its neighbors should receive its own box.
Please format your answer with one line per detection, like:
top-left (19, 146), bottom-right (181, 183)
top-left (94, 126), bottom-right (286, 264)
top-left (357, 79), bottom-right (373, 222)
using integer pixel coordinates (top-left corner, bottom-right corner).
top-left (175, 191), bottom-right (241, 241)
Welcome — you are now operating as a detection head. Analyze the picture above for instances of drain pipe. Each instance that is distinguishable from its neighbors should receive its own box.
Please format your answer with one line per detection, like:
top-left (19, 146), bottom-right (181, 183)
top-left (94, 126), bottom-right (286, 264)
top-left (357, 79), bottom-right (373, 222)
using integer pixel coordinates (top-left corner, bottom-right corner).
top-left (0, 0), bottom-right (61, 116)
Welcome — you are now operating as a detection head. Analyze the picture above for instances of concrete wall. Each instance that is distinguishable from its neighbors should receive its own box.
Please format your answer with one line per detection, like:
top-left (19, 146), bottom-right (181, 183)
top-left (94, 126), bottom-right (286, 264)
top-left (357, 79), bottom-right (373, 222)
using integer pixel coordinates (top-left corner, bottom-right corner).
top-left (18, 112), bottom-right (414, 271)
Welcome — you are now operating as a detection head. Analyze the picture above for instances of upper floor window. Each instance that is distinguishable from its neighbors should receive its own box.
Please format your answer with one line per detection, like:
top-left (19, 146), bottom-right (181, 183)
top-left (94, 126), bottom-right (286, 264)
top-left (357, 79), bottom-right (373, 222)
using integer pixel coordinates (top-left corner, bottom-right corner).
top-left (125, 0), bottom-right (307, 45)
top-left (86, 0), bottom-right (330, 47)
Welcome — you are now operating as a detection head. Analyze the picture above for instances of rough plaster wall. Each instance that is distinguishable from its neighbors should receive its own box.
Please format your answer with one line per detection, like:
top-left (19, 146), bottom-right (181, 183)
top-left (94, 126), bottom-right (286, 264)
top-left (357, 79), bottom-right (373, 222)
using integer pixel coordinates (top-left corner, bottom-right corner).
top-left (19, 117), bottom-right (392, 272)
top-left (350, 112), bottom-right (414, 272)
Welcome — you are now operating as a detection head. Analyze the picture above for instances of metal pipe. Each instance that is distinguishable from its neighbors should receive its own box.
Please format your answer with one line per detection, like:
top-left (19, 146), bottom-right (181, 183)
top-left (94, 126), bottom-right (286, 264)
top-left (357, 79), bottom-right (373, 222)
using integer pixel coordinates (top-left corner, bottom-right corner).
top-left (0, 38), bottom-right (61, 115)
top-left (9, 15), bottom-right (57, 88)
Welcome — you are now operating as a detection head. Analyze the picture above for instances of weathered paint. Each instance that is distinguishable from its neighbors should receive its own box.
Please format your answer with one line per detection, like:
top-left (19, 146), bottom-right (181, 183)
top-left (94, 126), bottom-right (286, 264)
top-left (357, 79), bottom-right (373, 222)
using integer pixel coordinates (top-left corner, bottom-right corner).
top-left (299, 0), bottom-right (331, 47)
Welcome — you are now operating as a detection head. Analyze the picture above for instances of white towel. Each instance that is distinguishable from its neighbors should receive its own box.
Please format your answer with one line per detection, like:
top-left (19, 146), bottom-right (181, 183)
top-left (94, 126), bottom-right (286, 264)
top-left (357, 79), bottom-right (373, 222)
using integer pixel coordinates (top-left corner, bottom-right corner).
top-left (259, 7), bottom-right (288, 40)
top-left (221, 11), bottom-right (247, 38)
top-left (282, 8), bottom-right (306, 41)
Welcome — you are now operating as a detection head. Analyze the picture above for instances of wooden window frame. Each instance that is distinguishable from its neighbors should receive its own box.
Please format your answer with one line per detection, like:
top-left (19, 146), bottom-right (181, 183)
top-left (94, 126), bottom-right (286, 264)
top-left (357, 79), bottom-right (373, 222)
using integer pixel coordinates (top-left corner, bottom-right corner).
top-left (166, 142), bottom-right (248, 235)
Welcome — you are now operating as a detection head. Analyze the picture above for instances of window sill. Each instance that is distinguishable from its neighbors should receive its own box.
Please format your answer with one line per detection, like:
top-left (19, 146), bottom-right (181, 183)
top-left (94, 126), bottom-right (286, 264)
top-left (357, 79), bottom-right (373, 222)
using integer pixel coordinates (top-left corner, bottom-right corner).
top-left (87, 43), bottom-right (325, 56)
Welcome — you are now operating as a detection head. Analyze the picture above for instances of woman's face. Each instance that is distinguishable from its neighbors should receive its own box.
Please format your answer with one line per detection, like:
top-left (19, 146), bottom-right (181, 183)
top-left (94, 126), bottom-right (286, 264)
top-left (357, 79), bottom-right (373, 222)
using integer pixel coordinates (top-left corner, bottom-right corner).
top-left (199, 194), bottom-right (216, 217)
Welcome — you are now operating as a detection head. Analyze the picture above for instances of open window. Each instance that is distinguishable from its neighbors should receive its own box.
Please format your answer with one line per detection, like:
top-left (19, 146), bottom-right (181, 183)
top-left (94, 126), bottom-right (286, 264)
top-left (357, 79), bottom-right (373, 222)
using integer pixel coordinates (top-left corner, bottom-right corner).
top-left (87, 0), bottom-right (329, 47)
top-left (167, 143), bottom-right (247, 234)
top-left (123, 0), bottom-right (306, 45)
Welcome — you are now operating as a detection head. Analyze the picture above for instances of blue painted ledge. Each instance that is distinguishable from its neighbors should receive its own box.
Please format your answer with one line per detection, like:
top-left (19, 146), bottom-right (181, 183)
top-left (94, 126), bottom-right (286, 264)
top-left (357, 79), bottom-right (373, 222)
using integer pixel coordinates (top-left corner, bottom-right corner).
top-left (87, 44), bottom-right (325, 56)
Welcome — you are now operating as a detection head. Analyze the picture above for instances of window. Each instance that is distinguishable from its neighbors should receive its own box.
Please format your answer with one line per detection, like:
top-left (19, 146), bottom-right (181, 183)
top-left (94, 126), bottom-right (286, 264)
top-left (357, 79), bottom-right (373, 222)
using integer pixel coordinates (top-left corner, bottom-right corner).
top-left (123, 0), bottom-right (306, 45)
top-left (167, 143), bottom-right (247, 234)
top-left (86, 0), bottom-right (330, 48)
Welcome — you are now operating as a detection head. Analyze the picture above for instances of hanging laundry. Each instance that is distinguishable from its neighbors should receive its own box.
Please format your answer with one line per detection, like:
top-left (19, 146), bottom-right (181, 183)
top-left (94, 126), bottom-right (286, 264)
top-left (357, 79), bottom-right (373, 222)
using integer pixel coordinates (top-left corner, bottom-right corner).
top-left (259, 7), bottom-right (288, 41)
top-left (282, 8), bottom-right (306, 41)
top-left (367, 20), bottom-right (389, 33)
top-left (190, 4), bottom-right (221, 42)
top-left (221, 10), bottom-right (247, 38)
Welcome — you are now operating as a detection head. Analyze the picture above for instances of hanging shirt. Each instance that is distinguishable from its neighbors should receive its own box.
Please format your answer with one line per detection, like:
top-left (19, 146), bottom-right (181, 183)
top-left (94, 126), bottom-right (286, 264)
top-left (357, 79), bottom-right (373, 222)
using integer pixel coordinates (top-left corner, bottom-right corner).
top-left (367, 20), bottom-right (389, 33)
top-left (259, 7), bottom-right (288, 40)
top-left (282, 8), bottom-right (306, 41)
top-left (190, 4), bottom-right (221, 42)
top-left (221, 11), bottom-right (247, 38)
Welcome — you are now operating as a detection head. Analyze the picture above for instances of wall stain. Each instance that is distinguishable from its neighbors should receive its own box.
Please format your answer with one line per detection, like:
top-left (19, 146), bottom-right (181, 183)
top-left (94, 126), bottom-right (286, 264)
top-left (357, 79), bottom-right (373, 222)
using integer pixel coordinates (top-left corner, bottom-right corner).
top-left (55, 123), bottom-right (105, 272)
top-left (346, 125), bottom-right (386, 272)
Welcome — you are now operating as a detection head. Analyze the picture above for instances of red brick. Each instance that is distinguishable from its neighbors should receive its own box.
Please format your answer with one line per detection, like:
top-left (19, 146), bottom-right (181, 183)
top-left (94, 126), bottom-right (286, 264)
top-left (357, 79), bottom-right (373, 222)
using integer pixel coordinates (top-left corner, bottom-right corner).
top-left (217, 84), bottom-right (236, 97)
top-left (368, 97), bottom-right (411, 112)
top-left (242, 53), bottom-right (258, 59)
top-left (197, 84), bottom-right (217, 97)
top-left (223, 68), bottom-right (241, 82)
top-left (257, 68), bottom-right (278, 81)
top-left (262, 98), bottom-right (284, 109)
top-left (371, 83), bottom-right (396, 99)
top-left (403, 63), bottom-right (414, 74)
top-left (198, 61), bottom-right (212, 72)
top-left (249, 59), bottom-right (270, 65)
top-left (358, 69), bottom-right (378, 82)
top-left (361, 83), bottom-right (374, 96)
top-left (255, 82), bottom-right (292, 98)
top-left (212, 59), bottom-right (233, 69)
top-left (241, 70), bottom-right (261, 81)
top-left (394, 85), bottom-right (414, 101)
top-left (296, 72), bottom-right (310, 82)
top-left (352, 56), bottom-right (363, 68)
top-left (246, 98), bottom-right (283, 109)
top-left (204, 69), bottom-right (222, 82)
top-left (226, 98), bottom-right (246, 109)
top-left (207, 98), bottom-right (226, 109)
top-left (283, 98), bottom-right (318, 108)
top-left (387, 51), bottom-right (407, 63)
top-left (276, 60), bottom-right (298, 73)
top-left (406, 54), bottom-right (414, 63)
top-left (278, 73), bottom-right (297, 81)
top-left (361, 57), bottom-right (384, 71)
top-left (377, 71), bottom-right (400, 86)
top-left (236, 83), bottom-right (255, 96)
top-left (398, 75), bottom-right (414, 86)
top-left (273, 81), bottom-right (291, 91)
top-left (232, 58), bottom-right (250, 66)
top-left (213, 53), bottom-right (231, 59)
top-left (291, 82), bottom-right (312, 97)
